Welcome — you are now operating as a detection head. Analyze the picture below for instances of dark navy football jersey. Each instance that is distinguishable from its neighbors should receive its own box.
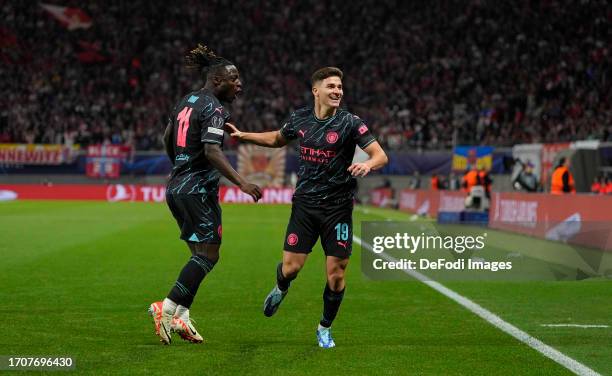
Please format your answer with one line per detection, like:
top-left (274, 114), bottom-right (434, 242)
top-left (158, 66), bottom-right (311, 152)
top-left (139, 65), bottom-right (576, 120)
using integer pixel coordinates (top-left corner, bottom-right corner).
top-left (280, 107), bottom-right (376, 203)
top-left (166, 89), bottom-right (230, 195)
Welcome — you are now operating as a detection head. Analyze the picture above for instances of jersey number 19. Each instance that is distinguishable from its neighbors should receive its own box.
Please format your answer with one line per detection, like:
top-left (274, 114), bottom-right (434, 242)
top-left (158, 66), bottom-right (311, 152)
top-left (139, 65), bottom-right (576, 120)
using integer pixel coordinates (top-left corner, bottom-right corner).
top-left (335, 223), bottom-right (349, 241)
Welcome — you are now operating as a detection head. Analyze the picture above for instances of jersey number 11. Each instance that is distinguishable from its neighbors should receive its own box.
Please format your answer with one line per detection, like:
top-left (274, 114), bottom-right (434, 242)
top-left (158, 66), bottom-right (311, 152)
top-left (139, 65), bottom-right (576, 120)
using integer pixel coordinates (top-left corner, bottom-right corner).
top-left (176, 107), bottom-right (193, 147)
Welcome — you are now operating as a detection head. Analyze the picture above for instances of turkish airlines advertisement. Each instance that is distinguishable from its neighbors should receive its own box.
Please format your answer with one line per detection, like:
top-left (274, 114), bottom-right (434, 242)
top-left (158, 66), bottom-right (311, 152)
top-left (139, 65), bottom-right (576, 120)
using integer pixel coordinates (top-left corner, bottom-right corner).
top-left (0, 184), bottom-right (294, 204)
top-left (490, 192), bottom-right (612, 250)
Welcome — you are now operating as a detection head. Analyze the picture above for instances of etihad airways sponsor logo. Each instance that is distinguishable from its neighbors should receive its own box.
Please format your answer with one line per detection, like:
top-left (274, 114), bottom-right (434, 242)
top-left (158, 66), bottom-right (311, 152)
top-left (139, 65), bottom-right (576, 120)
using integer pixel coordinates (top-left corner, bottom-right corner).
top-left (299, 146), bottom-right (336, 164)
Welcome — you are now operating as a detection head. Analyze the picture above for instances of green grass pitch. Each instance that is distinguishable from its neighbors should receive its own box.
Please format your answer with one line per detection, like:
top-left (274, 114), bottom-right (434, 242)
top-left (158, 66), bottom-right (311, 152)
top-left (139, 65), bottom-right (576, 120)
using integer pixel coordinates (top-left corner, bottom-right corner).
top-left (0, 201), bottom-right (610, 375)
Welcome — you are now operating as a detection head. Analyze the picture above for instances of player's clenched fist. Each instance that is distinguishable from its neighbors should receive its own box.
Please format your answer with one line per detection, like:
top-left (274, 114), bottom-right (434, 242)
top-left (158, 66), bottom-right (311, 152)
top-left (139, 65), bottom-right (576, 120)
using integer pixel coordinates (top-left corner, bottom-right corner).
top-left (240, 182), bottom-right (262, 202)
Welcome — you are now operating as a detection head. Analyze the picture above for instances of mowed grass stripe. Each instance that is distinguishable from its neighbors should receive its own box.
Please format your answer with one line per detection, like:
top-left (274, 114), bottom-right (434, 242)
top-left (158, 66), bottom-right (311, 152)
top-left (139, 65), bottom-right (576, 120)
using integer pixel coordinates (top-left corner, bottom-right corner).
top-left (354, 205), bottom-right (611, 375)
top-left (0, 201), bottom-right (173, 270)
top-left (0, 201), bottom-right (574, 375)
top-left (356, 236), bottom-right (600, 376)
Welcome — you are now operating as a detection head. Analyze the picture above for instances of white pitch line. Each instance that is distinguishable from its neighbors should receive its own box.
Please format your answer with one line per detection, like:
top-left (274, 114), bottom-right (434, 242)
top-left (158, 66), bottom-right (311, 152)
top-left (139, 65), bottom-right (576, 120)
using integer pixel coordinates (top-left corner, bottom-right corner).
top-left (541, 324), bottom-right (609, 328)
top-left (354, 235), bottom-right (601, 376)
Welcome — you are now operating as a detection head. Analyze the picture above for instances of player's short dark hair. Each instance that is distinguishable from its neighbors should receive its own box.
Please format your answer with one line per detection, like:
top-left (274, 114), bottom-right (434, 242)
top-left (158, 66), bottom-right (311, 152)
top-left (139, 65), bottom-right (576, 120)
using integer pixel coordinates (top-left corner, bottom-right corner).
top-left (311, 67), bottom-right (343, 86)
top-left (185, 43), bottom-right (234, 80)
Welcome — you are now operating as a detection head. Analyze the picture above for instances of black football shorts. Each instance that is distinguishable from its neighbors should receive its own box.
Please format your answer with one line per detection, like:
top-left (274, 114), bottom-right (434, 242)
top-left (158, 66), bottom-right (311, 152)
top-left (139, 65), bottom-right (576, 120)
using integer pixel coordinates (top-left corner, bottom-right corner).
top-left (283, 198), bottom-right (353, 259)
top-left (166, 192), bottom-right (222, 244)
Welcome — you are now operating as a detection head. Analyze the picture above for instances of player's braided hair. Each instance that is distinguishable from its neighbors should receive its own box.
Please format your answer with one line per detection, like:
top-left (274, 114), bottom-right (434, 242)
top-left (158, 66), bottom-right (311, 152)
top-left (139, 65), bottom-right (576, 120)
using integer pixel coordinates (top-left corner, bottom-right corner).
top-left (185, 43), bottom-right (234, 79)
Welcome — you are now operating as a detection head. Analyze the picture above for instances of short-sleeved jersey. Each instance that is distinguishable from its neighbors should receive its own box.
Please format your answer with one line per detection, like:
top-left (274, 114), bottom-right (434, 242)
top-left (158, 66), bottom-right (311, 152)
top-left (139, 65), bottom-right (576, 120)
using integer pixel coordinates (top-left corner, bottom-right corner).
top-left (280, 107), bottom-right (376, 203)
top-left (166, 89), bottom-right (230, 195)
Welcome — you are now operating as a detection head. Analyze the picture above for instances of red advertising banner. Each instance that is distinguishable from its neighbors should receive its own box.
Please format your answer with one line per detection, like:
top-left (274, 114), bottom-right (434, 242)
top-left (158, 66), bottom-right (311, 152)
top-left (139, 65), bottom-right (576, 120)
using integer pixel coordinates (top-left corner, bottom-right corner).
top-left (490, 192), bottom-right (612, 250)
top-left (438, 190), bottom-right (467, 212)
top-left (0, 184), bottom-right (294, 204)
top-left (398, 189), bottom-right (440, 217)
top-left (219, 186), bottom-right (293, 204)
top-left (398, 190), bottom-right (467, 217)
top-left (370, 188), bottom-right (394, 207)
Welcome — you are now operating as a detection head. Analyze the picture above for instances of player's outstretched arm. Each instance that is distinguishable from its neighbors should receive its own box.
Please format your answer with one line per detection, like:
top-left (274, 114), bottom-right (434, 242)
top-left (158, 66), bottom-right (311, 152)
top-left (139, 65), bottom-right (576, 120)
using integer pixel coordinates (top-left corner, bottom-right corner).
top-left (348, 141), bottom-right (388, 177)
top-left (204, 143), bottom-right (262, 202)
top-left (225, 122), bottom-right (288, 148)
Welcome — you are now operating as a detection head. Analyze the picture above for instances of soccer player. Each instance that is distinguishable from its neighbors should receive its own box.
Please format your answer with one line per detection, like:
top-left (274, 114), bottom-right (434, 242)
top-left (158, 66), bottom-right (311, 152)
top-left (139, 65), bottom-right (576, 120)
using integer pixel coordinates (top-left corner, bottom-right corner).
top-left (148, 44), bottom-right (262, 345)
top-left (226, 67), bottom-right (388, 348)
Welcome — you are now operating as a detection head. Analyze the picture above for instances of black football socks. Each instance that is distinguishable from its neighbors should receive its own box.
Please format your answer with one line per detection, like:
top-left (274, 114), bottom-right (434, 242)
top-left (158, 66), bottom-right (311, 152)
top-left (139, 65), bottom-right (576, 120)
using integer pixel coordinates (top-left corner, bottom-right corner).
top-left (276, 262), bottom-right (296, 291)
top-left (167, 255), bottom-right (216, 308)
top-left (320, 284), bottom-right (345, 328)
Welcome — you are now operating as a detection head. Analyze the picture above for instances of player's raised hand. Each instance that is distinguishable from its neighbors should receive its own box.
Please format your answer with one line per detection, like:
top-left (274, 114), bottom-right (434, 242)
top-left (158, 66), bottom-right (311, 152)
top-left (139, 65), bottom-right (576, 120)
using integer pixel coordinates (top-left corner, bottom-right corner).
top-left (348, 162), bottom-right (371, 177)
top-left (240, 182), bottom-right (263, 202)
top-left (225, 122), bottom-right (243, 139)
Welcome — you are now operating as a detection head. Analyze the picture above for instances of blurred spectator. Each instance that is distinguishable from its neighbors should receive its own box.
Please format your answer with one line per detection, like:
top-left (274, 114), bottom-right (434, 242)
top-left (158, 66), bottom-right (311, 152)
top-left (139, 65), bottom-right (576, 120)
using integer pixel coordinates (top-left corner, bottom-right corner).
top-left (430, 174), bottom-right (441, 190)
top-left (1, 0), bottom-right (610, 150)
top-left (408, 171), bottom-right (421, 189)
top-left (604, 176), bottom-right (612, 195)
top-left (513, 160), bottom-right (539, 192)
top-left (447, 172), bottom-right (460, 191)
top-left (591, 175), bottom-right (603, 194)
top-left (550, 157), bottom-right (576, 194)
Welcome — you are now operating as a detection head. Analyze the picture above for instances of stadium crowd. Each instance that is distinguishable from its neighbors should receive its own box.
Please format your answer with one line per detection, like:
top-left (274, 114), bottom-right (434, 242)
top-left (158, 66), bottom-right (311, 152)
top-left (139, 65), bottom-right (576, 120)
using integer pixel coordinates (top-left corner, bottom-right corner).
top-left (1, 0), bottom-right (610, 150)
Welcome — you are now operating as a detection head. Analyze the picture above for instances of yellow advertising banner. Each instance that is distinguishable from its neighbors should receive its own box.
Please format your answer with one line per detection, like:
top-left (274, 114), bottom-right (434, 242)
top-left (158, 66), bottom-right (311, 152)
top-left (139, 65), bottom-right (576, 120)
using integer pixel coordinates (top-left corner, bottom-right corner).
top-left (0, 144), bottom-right (79, 165)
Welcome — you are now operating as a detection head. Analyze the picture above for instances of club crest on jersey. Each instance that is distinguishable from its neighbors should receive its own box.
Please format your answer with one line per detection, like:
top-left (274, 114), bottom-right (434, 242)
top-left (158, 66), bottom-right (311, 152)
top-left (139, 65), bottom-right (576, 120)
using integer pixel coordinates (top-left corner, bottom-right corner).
top-left (326, 131), bottom-right (339, 144)
top-left (212, 115), bottom-right (224, 128)
top-left (358, 125), bottom-right (369, 135)
top-left (287, 233), bottom-right (299, 246)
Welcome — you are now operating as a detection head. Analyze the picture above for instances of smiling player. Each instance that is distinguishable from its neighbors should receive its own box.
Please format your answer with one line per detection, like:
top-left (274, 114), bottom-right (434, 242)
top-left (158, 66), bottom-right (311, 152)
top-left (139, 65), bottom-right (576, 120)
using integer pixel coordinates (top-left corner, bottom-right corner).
top-left (227, 67), bottom-right (388, 348)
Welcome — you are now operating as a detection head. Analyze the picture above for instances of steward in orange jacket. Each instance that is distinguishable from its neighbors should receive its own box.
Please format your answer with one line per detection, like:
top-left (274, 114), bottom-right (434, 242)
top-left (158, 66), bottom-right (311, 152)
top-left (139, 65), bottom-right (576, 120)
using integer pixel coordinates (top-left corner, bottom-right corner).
top-left (462, 166), bottom-right (481, 192)
top-left (431, 174), bottom-right (441, 190)
top-left (551, 157), bottom-right (575, 194)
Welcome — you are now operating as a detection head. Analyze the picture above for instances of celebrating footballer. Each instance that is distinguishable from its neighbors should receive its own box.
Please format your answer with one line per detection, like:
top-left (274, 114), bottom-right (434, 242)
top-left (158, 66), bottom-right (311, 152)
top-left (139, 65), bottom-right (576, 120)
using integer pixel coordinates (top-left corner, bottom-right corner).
top-left (227, 67), bottom-right (388, 348)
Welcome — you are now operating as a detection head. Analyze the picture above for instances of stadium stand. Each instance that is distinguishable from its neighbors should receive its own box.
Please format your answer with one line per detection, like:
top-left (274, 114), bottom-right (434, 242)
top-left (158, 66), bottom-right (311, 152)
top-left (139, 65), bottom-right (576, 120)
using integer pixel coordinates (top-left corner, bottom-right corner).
top-left (1, 0), bottom-right (610, 150)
